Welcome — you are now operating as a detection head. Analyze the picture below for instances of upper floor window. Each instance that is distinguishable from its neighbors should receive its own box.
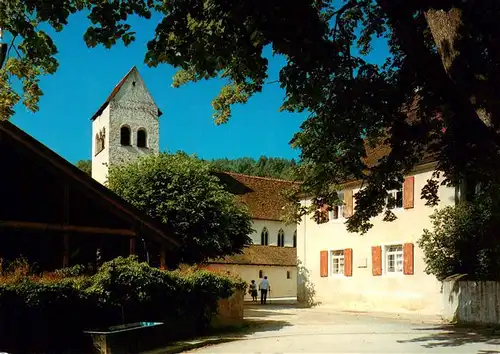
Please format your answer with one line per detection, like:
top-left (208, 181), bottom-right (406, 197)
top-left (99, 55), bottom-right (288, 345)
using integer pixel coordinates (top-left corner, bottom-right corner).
top-left (120, 126), bottom-right (131, 146)
top-left (293, 230), bottom-right (297, 248)
top-left (137, 129), bottom-right (147, 148)
top-left (387, 185), bottom-right (403, 210)
top-left (328, 191), bottom-right (345, 220)
top-left (261, 227), bottom-right (269, 245)
top-left (277, 229), bottom-right (285, 247)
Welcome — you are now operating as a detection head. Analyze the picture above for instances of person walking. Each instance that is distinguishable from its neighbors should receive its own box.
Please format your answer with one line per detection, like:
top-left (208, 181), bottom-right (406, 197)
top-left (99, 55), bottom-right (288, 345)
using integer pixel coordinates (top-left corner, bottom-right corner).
top-left (249, 280), bottom-right (258, 302)
top-left (259, 276), bottom-right (270, 305)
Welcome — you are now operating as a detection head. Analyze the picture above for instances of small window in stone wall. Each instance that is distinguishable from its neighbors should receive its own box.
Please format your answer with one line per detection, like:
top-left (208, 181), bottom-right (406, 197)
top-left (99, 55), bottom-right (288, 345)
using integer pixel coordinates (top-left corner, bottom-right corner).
top-left (287, 271), bottom-right (291, 279)
top-left (137, 129), bottom-right (147, 148)
top-left (120, 126), bottom-right (131, 146)
top-left (259, 270), bottom-right (263, 278)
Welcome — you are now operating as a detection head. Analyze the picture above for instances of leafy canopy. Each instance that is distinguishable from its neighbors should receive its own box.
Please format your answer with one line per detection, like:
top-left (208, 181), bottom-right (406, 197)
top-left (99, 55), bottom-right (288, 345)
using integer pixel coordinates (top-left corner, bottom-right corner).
top-left (3, 0), bottom-right (500, 233)
top-left (107, 152), bottom-right (253, 265)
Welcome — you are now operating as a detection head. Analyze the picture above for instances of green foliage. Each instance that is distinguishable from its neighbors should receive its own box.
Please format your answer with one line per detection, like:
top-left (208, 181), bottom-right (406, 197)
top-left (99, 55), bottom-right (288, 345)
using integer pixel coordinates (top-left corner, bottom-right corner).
top-left (75, 159), bottom-right (92, 176)
top-left (418, 185), bottom-right (500, 281)
top-left (209, 156), bottom-right (298, 180)
top-left (54, 264), bottom-right (86, 277)
top-left (4, 0), bottom-right (500, 234)
top-left (107, 152), bottom-right (253, 265)
top-left (0, 256), bottom-right (242, 353)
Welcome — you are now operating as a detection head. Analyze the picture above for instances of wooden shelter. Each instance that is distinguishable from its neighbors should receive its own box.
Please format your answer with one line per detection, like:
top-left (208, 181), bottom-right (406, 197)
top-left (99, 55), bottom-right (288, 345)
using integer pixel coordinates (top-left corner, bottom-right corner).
top-left (0, 121), bottom-right (179, 271)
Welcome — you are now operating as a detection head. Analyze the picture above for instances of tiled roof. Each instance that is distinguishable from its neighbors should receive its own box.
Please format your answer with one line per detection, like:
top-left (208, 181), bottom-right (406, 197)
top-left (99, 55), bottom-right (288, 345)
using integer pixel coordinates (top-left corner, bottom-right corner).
top-left (362, 142), bottom-right (437, 171)
top-left (209, 245), bottom-right (296, 266)
top-left (90, 66), bottom-right (163, 121)
top-left (215, 172), bottom-right (300, 221)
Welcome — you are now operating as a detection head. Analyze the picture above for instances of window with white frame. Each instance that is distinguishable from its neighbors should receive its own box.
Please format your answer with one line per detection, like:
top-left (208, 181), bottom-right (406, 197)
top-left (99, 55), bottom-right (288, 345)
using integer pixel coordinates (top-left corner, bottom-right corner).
top-left (330, 250), bottom-right (345, 275)
top-left (385, 244), bottom-right (403, 273)
top-left (328, 191), bottom-right (345, 220)
top-left (387, 186), bottom-right (403, 210)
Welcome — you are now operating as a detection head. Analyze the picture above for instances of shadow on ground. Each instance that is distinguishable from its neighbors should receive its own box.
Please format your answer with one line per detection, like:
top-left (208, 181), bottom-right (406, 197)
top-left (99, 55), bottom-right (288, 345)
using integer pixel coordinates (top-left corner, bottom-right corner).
top-left (203, 304), bottom-right (293, 341)
top-left (397, 325), bottom-right (500, 351)
top-left (244, 304), bottom-right (298, 318)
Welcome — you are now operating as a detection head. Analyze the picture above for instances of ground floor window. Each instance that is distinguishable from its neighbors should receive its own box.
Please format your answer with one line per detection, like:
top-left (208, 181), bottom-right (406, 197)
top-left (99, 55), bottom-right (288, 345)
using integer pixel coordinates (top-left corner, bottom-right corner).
top-left (385, 244), bottom-right (403, 273)
top-left (330, 250), bottom-right (345, 275)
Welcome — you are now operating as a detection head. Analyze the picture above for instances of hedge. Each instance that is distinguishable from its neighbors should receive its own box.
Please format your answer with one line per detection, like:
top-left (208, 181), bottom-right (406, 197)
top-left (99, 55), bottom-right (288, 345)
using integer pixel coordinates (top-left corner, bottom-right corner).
top-left (0, 256), bottom-right (246, 353)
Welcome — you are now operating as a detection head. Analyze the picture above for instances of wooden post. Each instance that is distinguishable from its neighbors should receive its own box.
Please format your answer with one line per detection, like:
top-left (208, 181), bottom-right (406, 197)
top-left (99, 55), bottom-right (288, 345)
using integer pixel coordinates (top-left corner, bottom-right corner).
top-left (160, 247), bottom-right (166, 270)
top-left (63, 234), bottom-right (69, 268)
top-left (63, 184), bottom-right (70, 268)
top-left (129, 237), bottom-right (136, 255)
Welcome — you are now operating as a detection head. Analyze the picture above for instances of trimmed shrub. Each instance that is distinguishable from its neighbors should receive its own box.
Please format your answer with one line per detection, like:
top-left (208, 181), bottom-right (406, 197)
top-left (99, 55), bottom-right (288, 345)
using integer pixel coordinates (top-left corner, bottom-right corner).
top-left (0, 256), bottom-right (242, 353)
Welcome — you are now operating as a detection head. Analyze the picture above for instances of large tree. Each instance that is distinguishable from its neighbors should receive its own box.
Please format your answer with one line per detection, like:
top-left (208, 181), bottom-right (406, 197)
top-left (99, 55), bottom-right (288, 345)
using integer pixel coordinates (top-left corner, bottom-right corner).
top-left (2, 0), bottom-right (500, 233)
top-left (107, 152), bottom-right (253, 265)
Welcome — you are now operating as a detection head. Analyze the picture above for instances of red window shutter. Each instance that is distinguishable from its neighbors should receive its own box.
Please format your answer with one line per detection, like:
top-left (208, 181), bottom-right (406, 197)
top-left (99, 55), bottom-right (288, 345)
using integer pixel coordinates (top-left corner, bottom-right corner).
top-left (344, 248), bottom-right (353, 277)
top-left (343, 190), bottom-right (354, 217)
top-left (403, 176), bottom-right (415, 209)
top-left (320, 250), bottom-right (328, 277)
top-left (320, 204), bottom-right (329, 222)
top-left (403, 243), bottom-right (414, 275)
top-left (371, 246), bottom-right (382, 276)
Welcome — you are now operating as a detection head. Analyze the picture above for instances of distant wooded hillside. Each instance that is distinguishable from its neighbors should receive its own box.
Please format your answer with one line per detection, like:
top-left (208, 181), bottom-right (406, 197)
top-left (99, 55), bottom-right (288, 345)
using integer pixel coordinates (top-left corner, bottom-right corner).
top-left (75, 156), bottom-right (298, 181)
top-left (209, 157), bottom-right (298, 180)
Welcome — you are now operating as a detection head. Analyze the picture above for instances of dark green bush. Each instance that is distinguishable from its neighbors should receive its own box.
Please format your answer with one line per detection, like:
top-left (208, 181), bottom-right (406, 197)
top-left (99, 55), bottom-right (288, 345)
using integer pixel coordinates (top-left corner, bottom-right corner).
top-left (418, 185), bottom-right (500, 281)
top-left (0, 256), bottom-right (243, 353)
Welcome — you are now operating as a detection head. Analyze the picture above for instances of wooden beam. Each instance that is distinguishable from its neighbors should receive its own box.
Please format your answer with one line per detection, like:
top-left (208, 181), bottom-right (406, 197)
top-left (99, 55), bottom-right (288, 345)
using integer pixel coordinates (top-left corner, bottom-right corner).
top-left (0, 220), bottom-right (136, 236)
top-left (160, 247), bottom-right (167, 270)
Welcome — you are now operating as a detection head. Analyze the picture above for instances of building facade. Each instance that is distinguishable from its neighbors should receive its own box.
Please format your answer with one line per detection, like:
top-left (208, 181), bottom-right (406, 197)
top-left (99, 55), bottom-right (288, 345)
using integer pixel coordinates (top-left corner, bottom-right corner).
top-left (211, 173), bottom-right (299, 301)
top-left (207, 245), bottom-right (297, 301)
top-left (297, 154), bottom-right (458, 315)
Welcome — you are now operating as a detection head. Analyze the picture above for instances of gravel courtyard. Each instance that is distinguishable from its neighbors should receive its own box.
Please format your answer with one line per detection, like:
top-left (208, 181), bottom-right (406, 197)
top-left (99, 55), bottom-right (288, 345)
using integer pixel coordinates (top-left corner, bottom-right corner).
top-left (186, 305), bottom-right (500, 353)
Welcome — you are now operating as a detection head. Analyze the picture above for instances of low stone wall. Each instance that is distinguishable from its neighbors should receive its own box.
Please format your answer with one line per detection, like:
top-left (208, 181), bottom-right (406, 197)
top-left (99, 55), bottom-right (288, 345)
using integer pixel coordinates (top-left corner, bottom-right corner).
top-left (442, 275), bottom-right (500, 325)
top-left (211, 289), bottom-right (245, 328)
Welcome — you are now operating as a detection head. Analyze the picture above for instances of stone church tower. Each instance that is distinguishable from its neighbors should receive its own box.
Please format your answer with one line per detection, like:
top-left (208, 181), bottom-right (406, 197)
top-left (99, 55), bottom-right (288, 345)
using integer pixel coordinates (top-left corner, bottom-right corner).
top-left (91, 66), bottom-right (161, 185)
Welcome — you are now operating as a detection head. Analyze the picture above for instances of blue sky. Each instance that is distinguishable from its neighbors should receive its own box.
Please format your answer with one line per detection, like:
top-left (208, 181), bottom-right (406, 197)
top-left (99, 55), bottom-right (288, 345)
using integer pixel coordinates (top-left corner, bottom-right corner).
top-left (9, 11), bottom-right (387, 164)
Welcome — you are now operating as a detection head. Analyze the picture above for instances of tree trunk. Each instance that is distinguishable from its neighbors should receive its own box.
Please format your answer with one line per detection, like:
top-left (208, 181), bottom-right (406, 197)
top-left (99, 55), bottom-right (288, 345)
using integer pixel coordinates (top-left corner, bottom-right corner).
top-left (424, 8), bottom-right (494, 128)
top-left (378, 1), bottom-right (500, 184)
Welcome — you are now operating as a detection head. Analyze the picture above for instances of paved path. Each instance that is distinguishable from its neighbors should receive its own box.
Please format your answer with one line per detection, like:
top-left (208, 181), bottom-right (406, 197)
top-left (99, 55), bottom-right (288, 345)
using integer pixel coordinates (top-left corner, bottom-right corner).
top-left (186, 305), bottom-right (500, 353)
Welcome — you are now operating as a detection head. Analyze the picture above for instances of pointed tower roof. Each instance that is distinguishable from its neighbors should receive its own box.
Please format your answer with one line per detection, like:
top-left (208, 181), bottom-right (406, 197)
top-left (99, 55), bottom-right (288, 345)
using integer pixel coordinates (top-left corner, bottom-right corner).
top-left (90, 66), bottom-right (163, 121)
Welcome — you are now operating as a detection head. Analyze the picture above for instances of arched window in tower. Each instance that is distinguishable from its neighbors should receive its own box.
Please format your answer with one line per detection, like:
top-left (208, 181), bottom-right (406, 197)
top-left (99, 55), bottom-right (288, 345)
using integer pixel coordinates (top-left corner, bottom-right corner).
top-left (120, 126), bottom-right (131, 146)
top-left (94, 127), bottom-right (106, 156)
top-left (277, 229), bottom-right (285, 247)
top-left (137, 129), bottom-right (147, 148)
top-left (261, 227), bottom-right (269, 245)
top-left (293, 230), bottom-right (297, 248)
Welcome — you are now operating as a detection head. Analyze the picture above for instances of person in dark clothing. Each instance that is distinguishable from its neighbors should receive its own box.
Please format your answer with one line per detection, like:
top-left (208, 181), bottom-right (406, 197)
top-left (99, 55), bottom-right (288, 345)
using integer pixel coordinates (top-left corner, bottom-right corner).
top-left (249, 280), bottom-right (258, 302)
